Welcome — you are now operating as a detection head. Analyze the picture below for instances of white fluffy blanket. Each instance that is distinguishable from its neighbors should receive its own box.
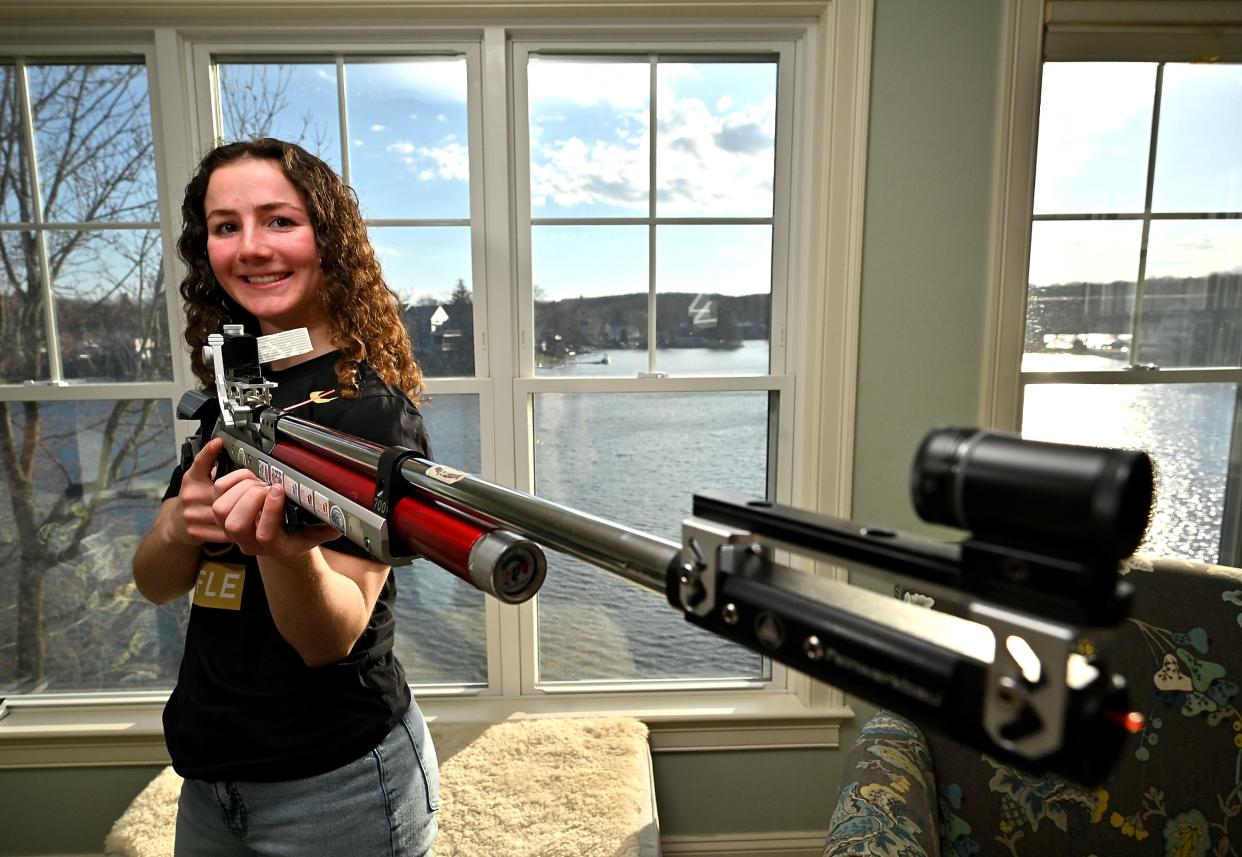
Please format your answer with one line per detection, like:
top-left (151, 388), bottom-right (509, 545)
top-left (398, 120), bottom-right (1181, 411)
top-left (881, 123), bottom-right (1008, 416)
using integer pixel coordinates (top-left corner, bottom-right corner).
top-left (105, 715), bottom-right (658, 857)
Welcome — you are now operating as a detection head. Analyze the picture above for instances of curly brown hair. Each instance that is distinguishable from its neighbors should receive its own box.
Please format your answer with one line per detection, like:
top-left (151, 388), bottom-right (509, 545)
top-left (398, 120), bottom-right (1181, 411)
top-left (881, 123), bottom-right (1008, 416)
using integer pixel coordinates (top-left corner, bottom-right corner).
top-left (178, 137), bottom-right (424, 402)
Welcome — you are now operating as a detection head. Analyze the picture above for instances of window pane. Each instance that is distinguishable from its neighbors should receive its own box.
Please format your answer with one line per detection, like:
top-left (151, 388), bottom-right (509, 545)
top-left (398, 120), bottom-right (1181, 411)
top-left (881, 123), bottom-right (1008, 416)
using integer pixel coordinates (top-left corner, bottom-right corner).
top-left (393, 394), bottom-right (486, 685)
top-left (217, 63), bottom-right (342, 172)
top-left (371, 226), bottom-right (475, 377)
top-left (528, 58), bottom-right (650, 218)
top-left (29, 63), bottom-right (158, 223)
top-left (346, 59), bottom-right (470, 220)
top-left (1022, 382), bottom-right (1233, 563)
top-left (1152, 64), bottom-right (1242, 213)
top-left (656, 61), bottom-right (777, 218)
top-left (533, 391), bottom-right (768, 683)
top-left (533, 225), bottom-right (648, 375)
top-left (656, 224), bottom-right (771, 372)
top-left (1138, 220), bottom-right (1242, 368)
top-left (1023, 220), bottom-right (1142, 371)
top-left (51, 228), bottom-right (171, 382)
top-left (0, 64), bottom-right (32, 223)
top-left (1033, 63), bottom-right (1155, 215)
top-left (0, 399), bottom-right (181, 694)
top-left (0, 229), bottom-right (50, 383)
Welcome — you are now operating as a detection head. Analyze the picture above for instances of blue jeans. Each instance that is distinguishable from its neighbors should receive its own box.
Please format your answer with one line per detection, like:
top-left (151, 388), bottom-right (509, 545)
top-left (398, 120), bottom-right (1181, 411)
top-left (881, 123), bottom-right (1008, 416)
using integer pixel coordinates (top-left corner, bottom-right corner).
top-left (174, 705), bottom-right (439, 857)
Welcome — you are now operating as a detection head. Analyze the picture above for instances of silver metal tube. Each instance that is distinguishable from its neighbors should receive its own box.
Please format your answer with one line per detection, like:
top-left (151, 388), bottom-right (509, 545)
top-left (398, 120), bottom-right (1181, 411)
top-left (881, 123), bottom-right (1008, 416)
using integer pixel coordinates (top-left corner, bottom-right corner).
top-left (274, 414), bottom-right (677, 595)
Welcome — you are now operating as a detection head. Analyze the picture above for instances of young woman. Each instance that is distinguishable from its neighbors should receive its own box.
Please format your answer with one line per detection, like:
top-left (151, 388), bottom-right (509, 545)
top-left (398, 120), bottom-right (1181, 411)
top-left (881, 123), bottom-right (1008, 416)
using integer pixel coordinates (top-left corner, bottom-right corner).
top-left (133, 138), bottom-right (438, 857)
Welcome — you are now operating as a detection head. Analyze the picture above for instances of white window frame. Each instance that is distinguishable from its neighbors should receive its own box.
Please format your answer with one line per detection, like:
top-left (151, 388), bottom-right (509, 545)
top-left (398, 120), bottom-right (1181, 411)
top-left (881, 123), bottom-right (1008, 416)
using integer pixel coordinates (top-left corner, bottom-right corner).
top-left (982, 0), bottom-right (1242, 566)
top-left (509, 38), bottom-right (798, 699)
top-left (0, 0), bottom-right (874, 767)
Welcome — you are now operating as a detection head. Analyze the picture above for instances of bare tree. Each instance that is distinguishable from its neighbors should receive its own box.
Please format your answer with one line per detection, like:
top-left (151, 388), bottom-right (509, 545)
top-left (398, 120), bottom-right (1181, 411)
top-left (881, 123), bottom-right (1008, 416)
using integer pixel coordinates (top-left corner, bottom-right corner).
top-left (0, 60), bottom-right (338, 693)
top-left (0, 62), bottom-right (177, 692)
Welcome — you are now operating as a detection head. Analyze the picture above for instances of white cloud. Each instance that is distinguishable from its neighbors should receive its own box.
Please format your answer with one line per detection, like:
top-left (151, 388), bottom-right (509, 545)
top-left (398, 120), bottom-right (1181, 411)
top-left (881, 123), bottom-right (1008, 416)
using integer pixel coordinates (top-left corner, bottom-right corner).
top-left (1034, 63), bottom-right (1154, 211)
top-left (528, 60), bottom-right (650, 111)
top-left (527, 75), bottom-right (776, 215)
top-left (371, 123), bottom-right (386, 132)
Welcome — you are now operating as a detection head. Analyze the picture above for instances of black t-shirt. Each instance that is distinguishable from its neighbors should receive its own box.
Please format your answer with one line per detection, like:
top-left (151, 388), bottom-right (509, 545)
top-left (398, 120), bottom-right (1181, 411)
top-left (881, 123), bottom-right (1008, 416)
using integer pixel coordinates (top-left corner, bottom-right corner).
top-left (161, 352), bottom-right (430, 782)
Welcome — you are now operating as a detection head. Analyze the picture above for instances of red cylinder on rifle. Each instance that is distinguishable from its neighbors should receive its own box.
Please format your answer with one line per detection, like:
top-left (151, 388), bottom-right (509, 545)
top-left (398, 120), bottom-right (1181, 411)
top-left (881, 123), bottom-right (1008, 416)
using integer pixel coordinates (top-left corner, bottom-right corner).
top-left (271, 441), bottom-right (545, 604)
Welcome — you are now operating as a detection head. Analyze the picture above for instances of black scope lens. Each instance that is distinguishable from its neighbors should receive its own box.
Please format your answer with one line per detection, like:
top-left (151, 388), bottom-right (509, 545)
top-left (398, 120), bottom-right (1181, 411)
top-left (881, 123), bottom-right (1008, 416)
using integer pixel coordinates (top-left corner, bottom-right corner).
top-left (910, 427), bottom-right (1153, 559)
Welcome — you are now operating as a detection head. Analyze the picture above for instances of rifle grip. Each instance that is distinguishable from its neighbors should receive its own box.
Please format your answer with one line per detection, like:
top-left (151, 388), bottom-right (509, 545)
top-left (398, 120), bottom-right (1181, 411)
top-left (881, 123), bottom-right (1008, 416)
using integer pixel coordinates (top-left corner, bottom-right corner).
top-left (179, 435), bottom-right (202, 473)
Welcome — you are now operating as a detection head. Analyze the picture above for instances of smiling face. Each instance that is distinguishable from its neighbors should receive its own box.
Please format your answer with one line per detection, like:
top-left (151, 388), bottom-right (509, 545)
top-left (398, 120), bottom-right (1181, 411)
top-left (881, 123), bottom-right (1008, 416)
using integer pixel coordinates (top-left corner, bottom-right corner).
top-left (204, 157), bottom-right (329, 336)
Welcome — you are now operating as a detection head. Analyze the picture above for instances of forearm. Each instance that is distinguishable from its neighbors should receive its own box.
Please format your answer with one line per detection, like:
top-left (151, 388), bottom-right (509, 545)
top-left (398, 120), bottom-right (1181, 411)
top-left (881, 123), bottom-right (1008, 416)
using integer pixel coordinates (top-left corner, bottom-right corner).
top-left (132, 499), bottom-right (202, 604)
top-left (257, 548), bottom-right (378, 667)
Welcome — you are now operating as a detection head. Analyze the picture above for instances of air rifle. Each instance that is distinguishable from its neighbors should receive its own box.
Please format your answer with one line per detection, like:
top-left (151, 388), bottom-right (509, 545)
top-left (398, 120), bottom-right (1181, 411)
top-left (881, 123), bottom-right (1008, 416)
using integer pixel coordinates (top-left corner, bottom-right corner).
top-left (180, 325), bottom-right (1154, 785)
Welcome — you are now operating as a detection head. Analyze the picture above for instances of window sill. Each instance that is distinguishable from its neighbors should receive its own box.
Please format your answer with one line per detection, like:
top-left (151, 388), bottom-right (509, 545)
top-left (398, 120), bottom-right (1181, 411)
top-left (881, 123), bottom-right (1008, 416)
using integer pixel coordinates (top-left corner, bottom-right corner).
top-left (0, 691), bottom-right (852, 768)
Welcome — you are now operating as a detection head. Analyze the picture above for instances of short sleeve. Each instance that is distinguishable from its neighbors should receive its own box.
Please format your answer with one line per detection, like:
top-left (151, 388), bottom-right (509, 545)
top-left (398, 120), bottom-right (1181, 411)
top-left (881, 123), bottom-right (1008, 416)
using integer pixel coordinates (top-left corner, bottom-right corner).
top-left (334, 394), bottom-right (432, 459)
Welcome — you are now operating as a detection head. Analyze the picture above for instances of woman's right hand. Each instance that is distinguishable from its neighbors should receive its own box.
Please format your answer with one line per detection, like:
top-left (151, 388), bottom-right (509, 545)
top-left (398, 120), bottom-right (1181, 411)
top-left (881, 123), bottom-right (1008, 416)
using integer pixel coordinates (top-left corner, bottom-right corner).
top-left (178, 436), bottom-right (232, 545)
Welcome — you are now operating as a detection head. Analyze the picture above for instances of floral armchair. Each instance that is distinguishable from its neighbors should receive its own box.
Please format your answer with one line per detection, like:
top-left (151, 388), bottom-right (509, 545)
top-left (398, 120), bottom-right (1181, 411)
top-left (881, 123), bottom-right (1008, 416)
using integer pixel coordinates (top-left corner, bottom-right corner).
top-left (824, 555), bottom-right (1242, 857)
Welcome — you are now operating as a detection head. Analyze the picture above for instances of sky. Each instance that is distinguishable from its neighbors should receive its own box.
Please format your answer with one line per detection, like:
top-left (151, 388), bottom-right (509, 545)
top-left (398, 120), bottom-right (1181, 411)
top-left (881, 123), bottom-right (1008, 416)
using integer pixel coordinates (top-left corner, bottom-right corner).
top-left (218, 56), bottom-right (779, 306)
top-left (1030, 62), bottom-right (1242, 288)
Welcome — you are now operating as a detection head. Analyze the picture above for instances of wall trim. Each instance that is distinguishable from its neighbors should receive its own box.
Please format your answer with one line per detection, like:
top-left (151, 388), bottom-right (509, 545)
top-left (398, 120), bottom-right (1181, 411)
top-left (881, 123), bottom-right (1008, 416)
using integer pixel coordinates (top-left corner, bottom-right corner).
top-left (661, 831), bottom-right (827, 856)
top-left (978, 0), bottom-right (1043, 431)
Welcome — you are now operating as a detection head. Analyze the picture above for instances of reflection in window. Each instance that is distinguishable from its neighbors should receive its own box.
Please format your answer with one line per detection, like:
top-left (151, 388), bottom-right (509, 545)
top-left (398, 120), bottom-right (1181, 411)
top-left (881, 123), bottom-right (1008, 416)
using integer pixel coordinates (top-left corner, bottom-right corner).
top-left (528, 58), bottom-right (650, 220)
top-left (217, 63), bottom-right (342, 171)
top-left (533, 390), bottom-right (769, 683)
top-left (527, 55), bottom-right (779, 377)
top-left (28, 63), bottom-right (159, 222)
top-left (1023, 220), bottom-right (1140, 370)
top-left (346, 59), bottom-right (470, 221)
top-left (369, 225), bottom-right (475, 377)
top-left (1140, 220), bottom-right (1242, 368)
top-left (1032, 63), bottom-right (1154, 215)
top-left (1023, 61), bottom-right (1242, 564)
top-left (2, 61), bottom-right (167, 385)
top-left (51, 229), bottom-right (171, 382)
top-left (1153, 64), bottom-right (1242, 213)
top-left (656, 62), bottom-right (777, 218)
top-left (1023, 383), bottom-right (1232, 562)
top-left (0, 399), bottom-right (180, 695)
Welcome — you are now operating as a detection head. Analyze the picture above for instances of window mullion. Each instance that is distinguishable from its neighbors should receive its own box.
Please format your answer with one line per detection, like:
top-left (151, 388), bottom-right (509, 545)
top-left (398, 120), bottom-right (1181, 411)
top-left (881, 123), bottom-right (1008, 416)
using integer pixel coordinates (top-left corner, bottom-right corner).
top-left (336, 55), bottom-right (351, 185)
top-left (1130, 61), bottom-right (1165, 366)
top-left (15, 60), bottom-right (63, 383)
top-left (478, 26), bottom-right (524, 698)
top-left (646, 55), bottom-right (659, 377)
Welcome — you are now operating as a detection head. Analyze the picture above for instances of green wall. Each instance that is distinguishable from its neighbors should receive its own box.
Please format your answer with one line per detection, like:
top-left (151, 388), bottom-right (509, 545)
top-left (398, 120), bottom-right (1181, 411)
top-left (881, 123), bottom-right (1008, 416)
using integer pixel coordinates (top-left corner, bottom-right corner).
top-left (0, 0), bottom-right (1006, 851)
top-left (853, 0), bottom-right (1005, 531)
top-left (0, 766), bottom-right (164, 855)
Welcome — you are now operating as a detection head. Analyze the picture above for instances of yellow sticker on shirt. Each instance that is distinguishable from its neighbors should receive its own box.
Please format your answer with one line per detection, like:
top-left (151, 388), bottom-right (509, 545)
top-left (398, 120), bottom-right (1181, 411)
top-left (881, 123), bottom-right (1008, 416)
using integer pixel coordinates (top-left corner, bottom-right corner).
top-left (193, 561), bottom-right (246, 610)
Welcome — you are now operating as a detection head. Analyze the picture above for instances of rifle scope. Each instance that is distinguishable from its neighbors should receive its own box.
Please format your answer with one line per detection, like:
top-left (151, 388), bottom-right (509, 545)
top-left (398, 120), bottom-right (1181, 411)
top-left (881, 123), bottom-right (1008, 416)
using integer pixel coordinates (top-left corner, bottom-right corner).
top-left (910, 427), bottom-right (1153, 560)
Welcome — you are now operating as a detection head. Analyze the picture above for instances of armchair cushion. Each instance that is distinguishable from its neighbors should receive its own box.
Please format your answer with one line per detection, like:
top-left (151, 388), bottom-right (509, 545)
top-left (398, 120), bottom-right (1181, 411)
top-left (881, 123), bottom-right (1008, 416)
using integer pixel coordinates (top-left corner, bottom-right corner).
top-left (902, 555), bottom-right (1242, 857)
top-left (824, 709), bottom-right (941, 857)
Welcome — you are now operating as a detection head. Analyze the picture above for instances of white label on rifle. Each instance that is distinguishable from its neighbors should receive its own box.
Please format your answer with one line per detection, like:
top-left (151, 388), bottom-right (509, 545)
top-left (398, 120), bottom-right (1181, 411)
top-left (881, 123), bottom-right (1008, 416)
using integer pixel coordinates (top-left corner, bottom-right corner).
top-left (256, 328), bottom-right (313, 364)
top-left (426, 464), bottom-right (468, 484)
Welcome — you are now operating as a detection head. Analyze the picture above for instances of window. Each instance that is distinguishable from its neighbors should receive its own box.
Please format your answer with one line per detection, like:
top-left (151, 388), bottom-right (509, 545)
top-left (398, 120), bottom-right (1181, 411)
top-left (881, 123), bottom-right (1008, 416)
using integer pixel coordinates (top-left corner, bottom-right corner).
top-left (213, 53), bottom-right (488, 685)
top-left (516, 51), bottom-right (786, 687)
top-left (1018, 60), bottom-right (1242, 563)
top-left (0, 58), bottom-right (181, 695)
top-left (0, 8), bottom-right (866, 756)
